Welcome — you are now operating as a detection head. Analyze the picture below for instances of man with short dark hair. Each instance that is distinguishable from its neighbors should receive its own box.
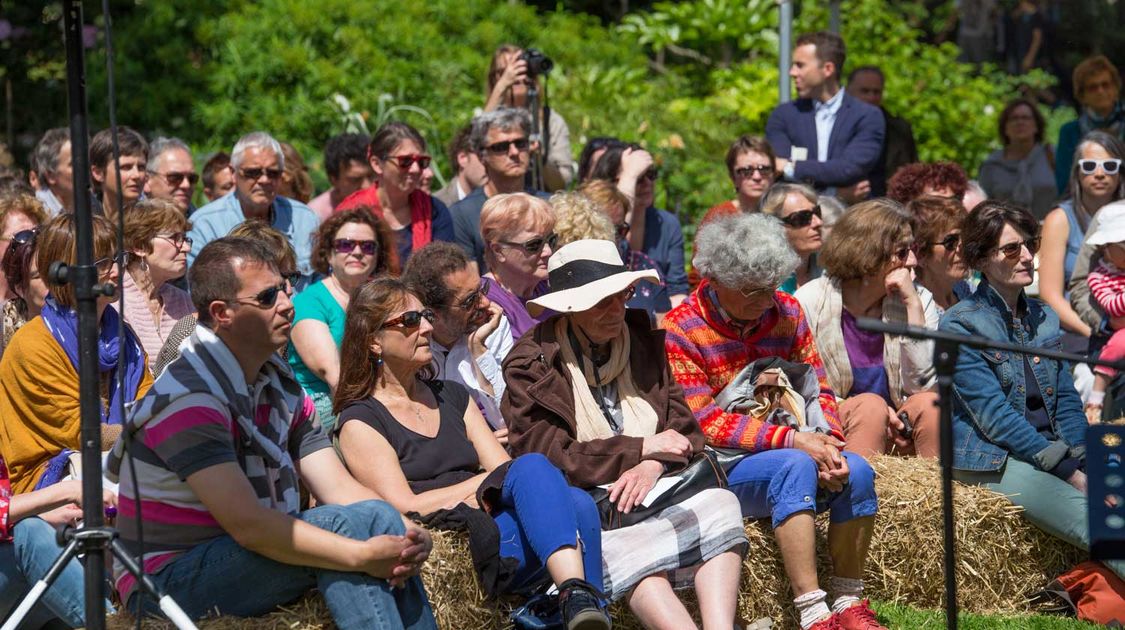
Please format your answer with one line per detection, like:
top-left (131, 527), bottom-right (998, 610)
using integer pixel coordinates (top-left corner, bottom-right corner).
top-left (31, 128), bottom-right (73, 215)
top-left (402, 241), bottom-right (512, 436)
top-left (766, 31), bottom-right (884, 193)
top-left (450, 108), bottom-right (549, 272)
top-left (433, 125), bottom-right (487, 208)
top-left (307, 133), bottom-right (374, 221)
top-left (845, 66), bottom-right (918, 198)
top-left (89, 126), bottom-right (149, 213)
top-left (144, 137), bottom-right (198, 214)
top-left (201, 151), bottom-right (234, 202)
top-left (108, 237), bottom-right (436, 627)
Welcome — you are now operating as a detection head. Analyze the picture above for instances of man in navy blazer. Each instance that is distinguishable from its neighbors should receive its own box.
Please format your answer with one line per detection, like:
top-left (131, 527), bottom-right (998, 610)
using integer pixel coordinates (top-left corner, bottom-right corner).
top-left (766, 31), bottom-right (885, 194)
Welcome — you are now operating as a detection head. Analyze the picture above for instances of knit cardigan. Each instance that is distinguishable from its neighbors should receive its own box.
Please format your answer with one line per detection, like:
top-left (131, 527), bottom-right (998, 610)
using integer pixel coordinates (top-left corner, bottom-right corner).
top-left (662, 281), bottom-right (844, 454)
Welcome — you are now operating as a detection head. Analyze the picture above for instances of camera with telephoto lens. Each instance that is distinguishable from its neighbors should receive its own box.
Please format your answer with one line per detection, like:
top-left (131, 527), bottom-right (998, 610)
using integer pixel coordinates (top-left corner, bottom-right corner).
top-left (519, 48), bottom-right (554, 77)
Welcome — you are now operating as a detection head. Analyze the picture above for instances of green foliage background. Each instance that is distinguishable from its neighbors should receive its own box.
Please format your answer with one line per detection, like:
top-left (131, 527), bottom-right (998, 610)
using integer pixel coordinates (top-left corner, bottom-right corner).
top-left (2, 0), bottom-right (1055, 233)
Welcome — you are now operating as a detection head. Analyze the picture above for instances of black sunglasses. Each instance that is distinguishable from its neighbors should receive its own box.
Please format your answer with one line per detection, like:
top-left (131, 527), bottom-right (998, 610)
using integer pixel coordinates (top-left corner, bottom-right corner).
top-left (485, 138), bottom-right (531, 155)
top-left (780, 205), bottom-right (821, 228)
top-left (381, 309), bottom-right (436, 330)
top-left (150, 171), bottom-right (199, 187)
top-left (230, 281), bottom-right (291, 308)
top-left (452, 280), bottom-right (488, 311)
top-left (333, 238), bottom-right (378, 256)
top-left (238, 167), bottom-right (283, 181)
top-left (734, 164), bottom-right (774, 178)
top-left (993, 236), bottom-right (1041, 259)
top-left (931, 232), bottom-right (961, 251)
top-left (5, 228), bottom-right (39, 246)
top-left (642, 168), bottom-right (659, 182)
top-left (281, 271), bottom-right (302, 287)
top-left (499, 232), bottom-right (559, 255)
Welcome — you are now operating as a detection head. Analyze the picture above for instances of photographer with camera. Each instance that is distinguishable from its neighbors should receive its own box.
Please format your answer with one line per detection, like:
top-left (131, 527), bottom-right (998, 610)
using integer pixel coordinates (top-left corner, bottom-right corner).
top-left (484, 45), bottom-right (574, 192)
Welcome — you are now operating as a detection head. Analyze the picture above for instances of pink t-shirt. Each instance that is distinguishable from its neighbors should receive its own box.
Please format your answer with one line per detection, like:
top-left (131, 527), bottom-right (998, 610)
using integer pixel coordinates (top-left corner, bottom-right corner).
top-left (307, 190), bottom-right (335, 222)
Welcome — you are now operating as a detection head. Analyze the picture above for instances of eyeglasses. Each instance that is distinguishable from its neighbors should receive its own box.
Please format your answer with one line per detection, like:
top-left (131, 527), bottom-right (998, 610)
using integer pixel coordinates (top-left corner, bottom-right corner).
top-left (451, 280), bottom-right (488, 311)
top-left (385, 154), bottom-right (432, 170)
top-left (1079, 159), bottom-right (1122, 175)
top-left (381, 309), bottom-right (436, 330)
top-left (238, 167), bottom-right (283, 181)
top-left (734, 164), bottom-right (774, 178)
top-left (229, 281), bottom-right (292, 308)
top-left (780, 205), bottom-right (821, 228)
top-left (150, 171), bottom-right (199, 187)
top-left (642, 168), bottom-right (659, 182)
top-left (281, 271), bottom-right (302, 288)
top-left (333, 238), bottom-right (378, 256)
top-left (484, 138), bottom-right (531, 155)
top-left (595, 286), bottom-right (636, 307)
top-left (892, 244), bottom-right (915, 263)
top-left (155, 232), bottom-right (193, 248)
top-left (614, 221), bottom-right (630, 241)
top-left (93, 256), bottom-right (118, 275)
top-left (931, 232), bottom-right (961, 251)
top-left (498, 232), bottom-right (559, 255)
top-left (992, 236), bottom-right (1041, 259)
top-left (3, 227), bottom-right (39, 245)
top-left (738, 284), bottom-right (777, 301)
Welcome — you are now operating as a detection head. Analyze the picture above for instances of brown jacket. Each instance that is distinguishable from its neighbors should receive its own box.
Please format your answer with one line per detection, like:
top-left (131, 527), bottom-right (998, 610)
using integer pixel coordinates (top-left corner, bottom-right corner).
top-left (501, 309), bottom-right (705, 488)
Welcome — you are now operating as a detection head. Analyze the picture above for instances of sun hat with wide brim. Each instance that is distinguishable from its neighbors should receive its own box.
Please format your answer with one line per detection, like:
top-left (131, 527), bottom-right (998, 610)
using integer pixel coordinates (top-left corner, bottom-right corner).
top-left (525, 239), bottom-right (660, 316)
top-left (1086, 200), bottom-right (1125, 246)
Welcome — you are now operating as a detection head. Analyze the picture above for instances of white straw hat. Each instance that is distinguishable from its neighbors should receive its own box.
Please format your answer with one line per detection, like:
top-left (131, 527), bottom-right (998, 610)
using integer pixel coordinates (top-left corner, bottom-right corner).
top-left (526, 239), bottom-right (660, 316)
top-left (1087, 201), bottom-right (1125, 246)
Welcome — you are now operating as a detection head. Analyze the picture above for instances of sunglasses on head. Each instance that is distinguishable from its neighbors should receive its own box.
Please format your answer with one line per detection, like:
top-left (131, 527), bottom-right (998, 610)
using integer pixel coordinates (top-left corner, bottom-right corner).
top-left (385, 154), bottom-right (432, 170)
top-left (238, 167), bottom-right (283, 181)
top-left (780, 205), bottom-right (821, 228)
top-left (333, 238), bottom-right (378, 256)
top-left (1079, 159), bottom-right (1122, 175)
top-left (485, 138), bottom-right (531, 155)
top-left (734, 164), bottom-right (774, 178)
top-left (499, 232), bottom-right (559, 255)
top-left (230, 281), bottom-right (291, 308)
top-left (931, 232), bottom-right (961, 251)
top-left (993, 236), bottom-right (1041, 259)
top-left (381, 308), bottom-right (436, 330)
top-left (150, 171), bottom-right (199, 187)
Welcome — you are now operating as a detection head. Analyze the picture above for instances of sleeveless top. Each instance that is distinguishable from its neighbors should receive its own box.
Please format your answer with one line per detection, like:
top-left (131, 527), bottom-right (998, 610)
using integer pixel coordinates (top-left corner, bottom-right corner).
top-left (1059, 199), bottom-right (1084, 289)
top-left (337, 380), bottom-right (479, 493)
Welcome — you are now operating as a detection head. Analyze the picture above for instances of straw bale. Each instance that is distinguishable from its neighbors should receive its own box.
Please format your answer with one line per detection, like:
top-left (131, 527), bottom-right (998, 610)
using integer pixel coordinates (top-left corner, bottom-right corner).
top-left (107, 455), bottom-right (1087, 630)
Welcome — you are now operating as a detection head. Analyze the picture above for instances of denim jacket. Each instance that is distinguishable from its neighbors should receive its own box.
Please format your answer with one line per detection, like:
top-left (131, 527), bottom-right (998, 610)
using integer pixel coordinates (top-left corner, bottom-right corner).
top-left (938, 280), bottom-right (1087, 472)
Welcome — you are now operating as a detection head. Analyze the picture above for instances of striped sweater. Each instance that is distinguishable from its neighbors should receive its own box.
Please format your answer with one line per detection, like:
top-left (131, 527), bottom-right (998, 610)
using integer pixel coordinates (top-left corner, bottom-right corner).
top-left (1088, 261), bottom-right (1125, 318)
top-left (661, 281), bottom-right (843, 453)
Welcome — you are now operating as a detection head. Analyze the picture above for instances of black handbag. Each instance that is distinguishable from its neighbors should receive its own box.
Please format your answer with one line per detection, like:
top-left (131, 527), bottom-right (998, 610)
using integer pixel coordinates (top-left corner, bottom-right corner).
top-left (587, 449), bottom-right (728, 530)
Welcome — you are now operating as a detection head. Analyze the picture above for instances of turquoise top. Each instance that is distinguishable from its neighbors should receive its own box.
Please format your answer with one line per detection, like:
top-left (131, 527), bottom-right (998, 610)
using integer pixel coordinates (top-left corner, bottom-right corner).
top-left (287, 280), bottom-right (347, 396)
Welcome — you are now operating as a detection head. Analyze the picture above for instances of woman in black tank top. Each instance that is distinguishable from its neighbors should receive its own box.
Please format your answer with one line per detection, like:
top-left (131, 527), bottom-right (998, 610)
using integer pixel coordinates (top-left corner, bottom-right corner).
top-left (333, 278), bottom-right (609, 630)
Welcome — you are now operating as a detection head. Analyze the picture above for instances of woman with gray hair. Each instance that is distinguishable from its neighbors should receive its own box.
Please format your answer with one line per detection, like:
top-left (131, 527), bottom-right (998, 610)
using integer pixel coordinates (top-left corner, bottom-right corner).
top-left (663, 213), bottom-right (885, 630)
top-left (759, 183), bottom-right (825, 293)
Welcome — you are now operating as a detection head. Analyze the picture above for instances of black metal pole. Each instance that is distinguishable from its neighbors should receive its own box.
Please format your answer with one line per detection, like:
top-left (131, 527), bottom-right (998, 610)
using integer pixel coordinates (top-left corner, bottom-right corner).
top-left (63, 2), bottom-right (107, 629)
top-left (934, 340), bottom-right (959, 630)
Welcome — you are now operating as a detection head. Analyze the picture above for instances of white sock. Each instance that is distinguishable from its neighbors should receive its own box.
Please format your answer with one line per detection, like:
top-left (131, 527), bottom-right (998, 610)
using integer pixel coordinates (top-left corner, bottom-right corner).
top-left (829, 576), bottom-right (864, 614)
top-left (794, 589), bottom-right (831, 629)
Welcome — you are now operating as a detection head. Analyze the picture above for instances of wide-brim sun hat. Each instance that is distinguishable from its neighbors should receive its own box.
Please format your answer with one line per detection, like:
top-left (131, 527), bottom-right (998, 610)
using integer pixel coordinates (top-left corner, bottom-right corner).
top-left (526, 239), bottom-right (660, 316)
top-left (1086, 200), bottom-right (1125, 246)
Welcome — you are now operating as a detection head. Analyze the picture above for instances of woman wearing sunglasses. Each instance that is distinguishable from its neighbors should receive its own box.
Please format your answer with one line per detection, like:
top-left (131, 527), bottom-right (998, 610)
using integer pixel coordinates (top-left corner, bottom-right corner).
top-left (114, 199), bottom-right (196, 374)
top-left (0, 194), bottom-right (46, 303)
top-left (795, 199), bottom-right (941, 458)
top-left (760, 183), bottom-right (825, 294)
top-left (336, 122), bottom-right (454, 266)
top-left (334, 278), bottom-right (611, 629)
top-left (289, 209), bottom-right (397, 430)
top-left (938, 201), bottom-right (1116, 576)
top-left (0, 213), bottom-right (151, 494)
top-left (480, 193), bottom-right (557, 340)
top-left (1040, 130), bottom-right (1125, 343)
top-left (906, 196), bottom-right (972, 313)
top-left (0, 227), bottom-right (49, 360)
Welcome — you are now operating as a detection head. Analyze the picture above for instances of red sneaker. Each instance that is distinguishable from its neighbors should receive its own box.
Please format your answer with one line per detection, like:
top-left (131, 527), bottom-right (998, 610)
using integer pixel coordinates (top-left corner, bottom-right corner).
top-left (835, 600), bottom-right (888, 630)
top-left (807, 615), bottom-right (843, 630)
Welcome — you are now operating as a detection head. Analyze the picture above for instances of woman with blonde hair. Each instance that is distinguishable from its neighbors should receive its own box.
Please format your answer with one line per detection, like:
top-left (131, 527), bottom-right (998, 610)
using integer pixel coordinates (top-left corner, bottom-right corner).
top-left (759, 183), bottom-right (824, 293)
top-left (480, 192), bottom-right (557, 339)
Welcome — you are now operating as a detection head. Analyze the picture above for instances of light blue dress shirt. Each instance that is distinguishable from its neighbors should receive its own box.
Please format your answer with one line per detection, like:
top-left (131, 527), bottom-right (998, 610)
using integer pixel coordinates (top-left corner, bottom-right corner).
top-left (186, 190), bottom-right (321, 276)
top-left (814, 88), bottom-right (845, 162)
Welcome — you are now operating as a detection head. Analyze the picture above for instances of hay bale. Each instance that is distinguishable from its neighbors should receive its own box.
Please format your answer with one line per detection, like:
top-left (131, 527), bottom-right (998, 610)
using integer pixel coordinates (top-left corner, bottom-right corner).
top-left (108, 455), bottom-right (1086, 630)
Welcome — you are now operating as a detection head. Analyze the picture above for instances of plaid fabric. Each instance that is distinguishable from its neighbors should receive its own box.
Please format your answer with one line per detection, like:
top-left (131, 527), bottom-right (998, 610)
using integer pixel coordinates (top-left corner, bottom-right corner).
top-left (600, 488), bottom-right (747, 600)
top-left (662, 281), bottom-right (843, 454)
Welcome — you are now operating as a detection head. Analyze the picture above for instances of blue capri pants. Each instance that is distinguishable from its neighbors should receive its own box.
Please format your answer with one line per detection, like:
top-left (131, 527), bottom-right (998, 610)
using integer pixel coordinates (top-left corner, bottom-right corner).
top-left (726, 448), bottom-right (878, 528)
top-left (492, 453), bottom-right (604, 593)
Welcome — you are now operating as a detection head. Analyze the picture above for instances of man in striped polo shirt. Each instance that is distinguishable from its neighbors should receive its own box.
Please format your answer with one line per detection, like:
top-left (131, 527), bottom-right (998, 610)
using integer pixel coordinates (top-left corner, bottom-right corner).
top-left (107, 237), bottom-right (436, 630)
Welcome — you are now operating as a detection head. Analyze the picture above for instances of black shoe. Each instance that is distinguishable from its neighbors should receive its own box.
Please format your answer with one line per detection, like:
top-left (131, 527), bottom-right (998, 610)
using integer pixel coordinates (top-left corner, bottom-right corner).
top-left (557, 578), bottom-right (611, 630)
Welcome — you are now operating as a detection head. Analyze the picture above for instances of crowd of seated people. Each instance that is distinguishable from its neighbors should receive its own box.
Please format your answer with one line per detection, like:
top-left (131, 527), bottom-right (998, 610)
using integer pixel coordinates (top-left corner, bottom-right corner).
top-left (3, 31), bottom-right (1125, 630)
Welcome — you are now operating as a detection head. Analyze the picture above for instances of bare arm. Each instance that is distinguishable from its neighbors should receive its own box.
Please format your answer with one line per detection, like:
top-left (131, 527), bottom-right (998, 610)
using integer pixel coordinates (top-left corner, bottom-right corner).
top-left (1040, 208), bottom-right (1092, 336)
top-left (8, 480), bottom-right (113, 524)
top-left (291, 320), bottom-right (341, 391)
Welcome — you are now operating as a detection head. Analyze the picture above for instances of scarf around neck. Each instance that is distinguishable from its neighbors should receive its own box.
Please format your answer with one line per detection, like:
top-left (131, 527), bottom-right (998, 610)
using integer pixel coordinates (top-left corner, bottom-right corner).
top-left (553, 317), bottom-right (658, 442)
top-left (1079, 100), bottom-right (1125, 140)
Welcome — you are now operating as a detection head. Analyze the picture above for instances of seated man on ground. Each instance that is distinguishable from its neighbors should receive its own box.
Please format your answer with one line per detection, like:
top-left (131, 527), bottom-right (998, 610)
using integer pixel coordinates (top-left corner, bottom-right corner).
top-left (662, 214), bottom-right (885, 630)
top-left (107, 238), bottom-right (436, 629)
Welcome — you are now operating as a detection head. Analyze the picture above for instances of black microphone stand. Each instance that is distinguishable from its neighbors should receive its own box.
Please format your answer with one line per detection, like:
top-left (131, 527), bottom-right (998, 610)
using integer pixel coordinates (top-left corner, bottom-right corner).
top-left (856, 317), bottom-right (1124, 630)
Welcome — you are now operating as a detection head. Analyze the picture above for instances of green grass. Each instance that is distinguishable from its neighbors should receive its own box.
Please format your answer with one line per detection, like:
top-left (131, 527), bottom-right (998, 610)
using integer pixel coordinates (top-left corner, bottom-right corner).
top-left (872, 600), bottom-right (1102, 629)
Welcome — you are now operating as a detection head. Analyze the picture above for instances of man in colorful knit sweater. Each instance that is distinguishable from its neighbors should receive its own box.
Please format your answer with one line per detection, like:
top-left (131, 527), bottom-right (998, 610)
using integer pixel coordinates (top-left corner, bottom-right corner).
top-left (663, 214), bottom-right (884, 630)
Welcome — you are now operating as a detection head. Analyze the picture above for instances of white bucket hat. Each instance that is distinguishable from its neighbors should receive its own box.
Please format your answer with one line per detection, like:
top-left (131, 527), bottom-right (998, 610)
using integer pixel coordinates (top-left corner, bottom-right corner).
top-left (1087, 201), bottom-right (1125, 246)
top-left (526, 239), bottom-right (660, 316)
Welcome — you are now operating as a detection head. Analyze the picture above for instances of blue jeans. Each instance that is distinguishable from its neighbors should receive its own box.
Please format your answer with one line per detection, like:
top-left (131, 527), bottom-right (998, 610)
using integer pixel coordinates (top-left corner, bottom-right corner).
top-left (130, 500), bottom-right (436, 630)
top-left (727, 449), bottom-right (879, 528)
top-left (0, 517), bottom-right (89, 628)
top-left (493, 453), bottom-right (603, 593)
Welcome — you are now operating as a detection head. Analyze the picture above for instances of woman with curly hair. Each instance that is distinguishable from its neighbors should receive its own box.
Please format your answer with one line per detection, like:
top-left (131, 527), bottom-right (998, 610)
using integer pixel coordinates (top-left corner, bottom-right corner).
top-left (887, 161), bottom-right (970, 208)
top-left (288, 208), bottom-right (397, 428)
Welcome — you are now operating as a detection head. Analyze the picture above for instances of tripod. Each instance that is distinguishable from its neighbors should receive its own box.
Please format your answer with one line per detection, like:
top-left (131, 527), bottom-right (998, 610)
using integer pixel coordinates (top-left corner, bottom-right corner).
top-left (1, 3), bottom-right (195, 629)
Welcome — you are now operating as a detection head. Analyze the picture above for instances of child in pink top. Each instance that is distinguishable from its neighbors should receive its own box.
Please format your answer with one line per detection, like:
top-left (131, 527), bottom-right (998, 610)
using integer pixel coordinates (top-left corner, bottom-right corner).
top-left (1084, 209), bottom-right (1125, 423)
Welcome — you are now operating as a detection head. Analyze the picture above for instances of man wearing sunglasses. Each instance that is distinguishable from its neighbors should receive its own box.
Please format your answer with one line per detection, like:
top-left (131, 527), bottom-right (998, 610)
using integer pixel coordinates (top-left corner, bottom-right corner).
top-left (766, 31), bottom-right (885, 194)
top-left (450, 108), bottom-right (550, 273)
top-left (144, 137), bottom-right (199, 216)
top-left (108, 237), bottom-right (437, 627)
top-left (402, 242), bottom-right (514, 439)
top-left (188, 131), bottom-right (320, 278)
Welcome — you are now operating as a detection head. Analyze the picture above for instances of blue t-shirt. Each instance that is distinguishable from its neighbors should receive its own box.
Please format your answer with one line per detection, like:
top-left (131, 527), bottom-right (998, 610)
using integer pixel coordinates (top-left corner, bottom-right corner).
top-left (639, 206), bottom-right (689, 297)
top-left (187, 191), bottom-right (320, 277)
